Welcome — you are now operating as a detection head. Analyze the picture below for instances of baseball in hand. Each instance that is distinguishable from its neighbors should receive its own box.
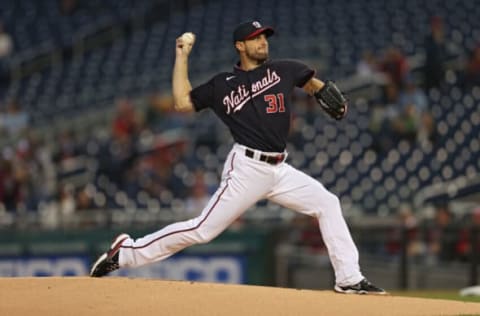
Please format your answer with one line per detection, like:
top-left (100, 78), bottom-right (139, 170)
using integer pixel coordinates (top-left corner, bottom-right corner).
top-left (181, 32), bottom-right (195, 45)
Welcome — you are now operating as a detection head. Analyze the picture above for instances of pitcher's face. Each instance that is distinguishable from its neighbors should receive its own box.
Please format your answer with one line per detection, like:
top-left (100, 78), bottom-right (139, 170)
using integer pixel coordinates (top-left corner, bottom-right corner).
top-left (243, 33), bottom-right (269, 64)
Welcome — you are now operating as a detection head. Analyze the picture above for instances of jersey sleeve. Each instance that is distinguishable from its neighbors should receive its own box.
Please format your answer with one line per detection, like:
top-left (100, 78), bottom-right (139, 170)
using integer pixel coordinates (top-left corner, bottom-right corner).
top-left (284, 60), bottom-right (316, 88)
top-left (190, 78), bottom-right (215, 112)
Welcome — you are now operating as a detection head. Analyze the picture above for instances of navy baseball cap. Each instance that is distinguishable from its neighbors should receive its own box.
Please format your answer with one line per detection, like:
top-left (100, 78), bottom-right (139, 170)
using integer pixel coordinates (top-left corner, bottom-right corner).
top-left (233, 21), bottom-right (274, 43)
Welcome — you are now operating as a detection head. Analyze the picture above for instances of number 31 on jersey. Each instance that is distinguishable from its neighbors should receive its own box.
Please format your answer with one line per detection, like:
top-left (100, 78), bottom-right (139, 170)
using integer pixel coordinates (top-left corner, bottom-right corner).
top-left (264, 93), bottom-right (285, 113)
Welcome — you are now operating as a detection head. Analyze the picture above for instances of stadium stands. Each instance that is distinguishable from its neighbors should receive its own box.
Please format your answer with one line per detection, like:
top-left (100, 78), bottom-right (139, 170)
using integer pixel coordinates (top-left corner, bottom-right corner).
top-left (0, 0), bottom-right (479, 224)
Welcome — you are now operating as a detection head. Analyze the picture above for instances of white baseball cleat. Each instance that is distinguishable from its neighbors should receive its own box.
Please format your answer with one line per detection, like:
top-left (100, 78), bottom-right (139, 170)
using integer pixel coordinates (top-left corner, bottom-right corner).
top-left (90, 233), bottom-right (130, 277)
top-left (334, 278), bottom-right (388, 295)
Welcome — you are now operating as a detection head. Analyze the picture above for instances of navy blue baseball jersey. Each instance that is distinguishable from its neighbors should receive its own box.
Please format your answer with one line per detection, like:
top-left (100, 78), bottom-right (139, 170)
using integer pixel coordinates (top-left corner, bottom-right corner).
top-left (190, 59), bottom-right (315, 152)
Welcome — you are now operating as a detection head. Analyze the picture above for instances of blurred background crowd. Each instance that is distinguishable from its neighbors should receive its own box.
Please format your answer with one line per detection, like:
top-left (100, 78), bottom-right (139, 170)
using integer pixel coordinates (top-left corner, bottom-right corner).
top-left (0, 0), bottom-right (479, 286)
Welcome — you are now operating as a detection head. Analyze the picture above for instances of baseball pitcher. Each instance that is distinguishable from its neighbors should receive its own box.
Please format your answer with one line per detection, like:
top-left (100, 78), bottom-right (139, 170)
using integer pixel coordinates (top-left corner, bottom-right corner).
top-left (90, 20), bottom-right (386, 295)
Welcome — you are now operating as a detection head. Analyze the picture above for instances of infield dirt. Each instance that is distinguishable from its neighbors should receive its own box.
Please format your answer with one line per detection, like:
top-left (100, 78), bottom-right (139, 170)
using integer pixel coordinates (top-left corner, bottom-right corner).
top-left (1, 277), bottom-right (480, 315)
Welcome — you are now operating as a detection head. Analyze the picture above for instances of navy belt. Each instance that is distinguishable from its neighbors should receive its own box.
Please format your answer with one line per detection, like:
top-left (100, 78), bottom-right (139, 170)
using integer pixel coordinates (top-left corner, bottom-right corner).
top-left (245, 148), bottom-right (285, 165)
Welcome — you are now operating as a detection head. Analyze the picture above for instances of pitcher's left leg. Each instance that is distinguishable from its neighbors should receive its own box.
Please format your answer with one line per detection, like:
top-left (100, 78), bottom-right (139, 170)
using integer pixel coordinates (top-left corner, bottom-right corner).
top-left (267, 164), bottom-right (363, 286)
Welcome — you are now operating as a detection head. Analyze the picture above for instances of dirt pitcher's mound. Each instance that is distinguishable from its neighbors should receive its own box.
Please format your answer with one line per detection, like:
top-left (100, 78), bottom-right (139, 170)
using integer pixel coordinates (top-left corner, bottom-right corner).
top-left (1, 277), bottom-right (480, 316)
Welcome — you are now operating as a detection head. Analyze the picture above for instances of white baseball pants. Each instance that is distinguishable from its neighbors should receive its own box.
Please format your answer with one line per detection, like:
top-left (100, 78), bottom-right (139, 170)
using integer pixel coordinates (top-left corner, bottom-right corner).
top-left (119, 143), bottom-right (364, 286)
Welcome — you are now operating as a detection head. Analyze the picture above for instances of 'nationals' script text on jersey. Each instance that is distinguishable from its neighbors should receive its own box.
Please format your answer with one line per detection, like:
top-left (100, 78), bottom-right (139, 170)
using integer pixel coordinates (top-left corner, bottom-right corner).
top-left (223, 68), bottom-right (281, 114)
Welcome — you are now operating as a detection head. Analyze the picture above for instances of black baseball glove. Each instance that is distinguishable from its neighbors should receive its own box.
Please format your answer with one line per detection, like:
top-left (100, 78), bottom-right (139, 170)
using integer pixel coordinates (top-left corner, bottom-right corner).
top-left (314, 80), bottom-right (348, 120)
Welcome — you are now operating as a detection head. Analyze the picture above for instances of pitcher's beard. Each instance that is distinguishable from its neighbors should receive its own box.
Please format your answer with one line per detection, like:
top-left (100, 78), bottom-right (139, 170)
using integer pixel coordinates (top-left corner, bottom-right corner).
top-left (246, 50), bottom-right (268, 65)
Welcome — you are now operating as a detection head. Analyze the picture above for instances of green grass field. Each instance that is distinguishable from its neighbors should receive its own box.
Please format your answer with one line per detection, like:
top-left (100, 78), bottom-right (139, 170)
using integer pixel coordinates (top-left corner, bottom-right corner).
top-left (393, 290), bottom-right (480, 303)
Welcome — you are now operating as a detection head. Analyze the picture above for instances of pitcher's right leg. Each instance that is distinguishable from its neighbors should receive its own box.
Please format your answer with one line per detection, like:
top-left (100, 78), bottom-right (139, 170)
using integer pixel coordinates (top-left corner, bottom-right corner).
top-left (119, 184), bottom-right (244, 268)
top-left (119, 150), bottom-right (270, 268)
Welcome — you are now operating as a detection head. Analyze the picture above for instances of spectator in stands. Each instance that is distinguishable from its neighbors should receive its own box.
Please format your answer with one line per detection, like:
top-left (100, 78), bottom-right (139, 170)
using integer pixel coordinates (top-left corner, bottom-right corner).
top-left (53, 129), bottom-right (79, 163)
top-left (75, 186), bottom-right (94, 211)
top-left (370, 76), bottom-right (436, 150)
top-left (398, 77), bottom-right (428, 114)
top-left (14, 137), bottom-right (44, 211)
top-left (356, 50), bottom-right (387, 85)
top-left (384, 204), bottom-right (422, 259)
top-left (0, 22), bottom-right (12, 60)
top-left (379, 46), bottom-right (410, 91)
top-left (456, 207), bottom-right (480, 262)
top-left (0, 21), bottom-right (13, 88)
top-left (0, 158), bottom-right (21, 212)
top-left (144, 93), bottom-right (166, 133)
top-left (108, 99), bottom-right (142, 184)
top-left (58, 0), bottom-right (79, 16)
top-left (42, 183), bottom-right (76, 227)
top-left (112, 98), bottom-right (141, 142)
top-left (391, 104), bottom-right (421, 143)
top-left (369, 82), bottom-right (400, 153)
top-left (397, 77), bottom-right (436, 145)
top-left (57, 184), bottom-right (76, 217)
top-left (464, 45), bottom-right (480, 88)
top-left (144, 93), bottom-right (187, 133)
top-left (424, 16), bottom-right (447, 92)
top-left (105, 133), bottom-right (137, 185)
top-left (426, 204), bottom-right (457, 262)
top-left (0, 106), bottom-right (4, 136)
top-left (0, 134), bottom-right (54, 214)
top-left (0, 100), bottom-right (29, 137)
top-left (357, 50), bottom-right (379, 78)
top-left (14, 135), bottom-right (53, 206)
top-left (373, 47), bottom-right (413, 149)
